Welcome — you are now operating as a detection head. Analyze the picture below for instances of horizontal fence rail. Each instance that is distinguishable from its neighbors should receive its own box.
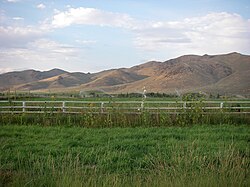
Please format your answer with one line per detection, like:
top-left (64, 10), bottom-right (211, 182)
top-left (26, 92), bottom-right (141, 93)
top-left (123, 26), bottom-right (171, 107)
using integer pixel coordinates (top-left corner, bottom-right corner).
top-left (0, 100), bottom-right (250, 114)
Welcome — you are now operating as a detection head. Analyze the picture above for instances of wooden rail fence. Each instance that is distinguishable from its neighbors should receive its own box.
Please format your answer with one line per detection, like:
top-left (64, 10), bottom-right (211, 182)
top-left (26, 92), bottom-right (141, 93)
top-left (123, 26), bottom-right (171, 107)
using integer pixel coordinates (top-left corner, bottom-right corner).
top-left (0, 100), bottom-right (250, 114)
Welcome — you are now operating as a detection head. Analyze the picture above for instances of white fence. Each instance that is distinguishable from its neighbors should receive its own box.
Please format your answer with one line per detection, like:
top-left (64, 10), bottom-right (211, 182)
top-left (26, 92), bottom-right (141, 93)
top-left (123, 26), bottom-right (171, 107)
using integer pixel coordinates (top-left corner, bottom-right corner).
top-left (0, 100), bottom-right (250, 114)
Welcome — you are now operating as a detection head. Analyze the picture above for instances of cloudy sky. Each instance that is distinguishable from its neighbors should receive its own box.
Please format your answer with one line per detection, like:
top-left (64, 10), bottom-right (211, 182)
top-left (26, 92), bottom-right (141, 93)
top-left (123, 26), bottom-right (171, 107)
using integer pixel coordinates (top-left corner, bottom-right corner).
top-left (0, 0), bottom-right (250, 73)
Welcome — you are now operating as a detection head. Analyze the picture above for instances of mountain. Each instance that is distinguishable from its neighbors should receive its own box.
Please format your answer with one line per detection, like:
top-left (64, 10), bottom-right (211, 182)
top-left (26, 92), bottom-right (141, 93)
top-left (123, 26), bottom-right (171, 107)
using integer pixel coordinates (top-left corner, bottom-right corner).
top-left (79, 69), bottom-right (148, 89)
top-left (0, 52), bottom-right (249, 95)
top-left (14, 72), bottom-right (93, 90)
top-left (0, 68), bottom-right (67, 90)
top-left (115, 53), bottom-right (236, 93)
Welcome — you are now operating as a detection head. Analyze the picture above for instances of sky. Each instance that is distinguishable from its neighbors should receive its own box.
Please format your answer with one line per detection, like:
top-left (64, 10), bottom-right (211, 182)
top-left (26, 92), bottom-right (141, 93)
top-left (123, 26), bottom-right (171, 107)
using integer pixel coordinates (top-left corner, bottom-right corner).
top-left (0, 0), bottom-right (250, 73)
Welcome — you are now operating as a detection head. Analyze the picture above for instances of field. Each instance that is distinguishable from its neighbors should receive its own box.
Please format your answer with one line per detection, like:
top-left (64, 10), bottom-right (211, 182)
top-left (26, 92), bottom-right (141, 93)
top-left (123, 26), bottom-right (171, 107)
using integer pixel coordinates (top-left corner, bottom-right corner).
top-left (0, 95), bottom-right (250, 186)
top-left (1, 124), bottom-right (250, 186)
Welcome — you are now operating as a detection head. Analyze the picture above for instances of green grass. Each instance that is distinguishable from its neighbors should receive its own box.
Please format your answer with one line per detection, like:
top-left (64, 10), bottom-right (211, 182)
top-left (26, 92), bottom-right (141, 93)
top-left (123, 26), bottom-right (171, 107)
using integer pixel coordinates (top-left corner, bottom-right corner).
top-left (1, 111), bottom-right (249, 128)
top-left (1, 125), bottom-right (249, 186)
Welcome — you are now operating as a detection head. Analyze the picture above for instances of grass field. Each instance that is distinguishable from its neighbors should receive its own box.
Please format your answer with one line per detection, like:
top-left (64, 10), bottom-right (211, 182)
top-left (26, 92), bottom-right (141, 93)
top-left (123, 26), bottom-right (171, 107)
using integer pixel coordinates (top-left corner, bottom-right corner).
top-left (1, 93), bottom-right (249, 186)
top-left (1, 124), bottom-right (249, 186)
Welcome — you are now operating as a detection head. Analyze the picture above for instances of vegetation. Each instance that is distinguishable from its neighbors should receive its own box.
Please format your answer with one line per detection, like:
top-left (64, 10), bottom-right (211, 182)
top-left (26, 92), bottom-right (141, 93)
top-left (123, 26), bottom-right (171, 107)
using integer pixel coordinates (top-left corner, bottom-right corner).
top-left (0, 94), bottom-right (249, 186)
top-left (0, 109), bottom-right (249, 128)
top-left (1, 90), bottom-right (249, 101)
top-left (1, 125), bottom-right (249, 186)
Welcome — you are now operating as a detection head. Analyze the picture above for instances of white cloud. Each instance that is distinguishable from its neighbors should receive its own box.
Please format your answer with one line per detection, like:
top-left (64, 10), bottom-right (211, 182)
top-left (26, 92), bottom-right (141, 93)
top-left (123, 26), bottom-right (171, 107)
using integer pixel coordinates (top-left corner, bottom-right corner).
top-left (12, 17), bottom-right (24, 20)
top-left (75, 40), bottom-right (97, 45)
top-left (133, 12), bottom-right (250, 55)
top-left (37, 3), bottom-right (46, 10)
top-left (6, 0), bottom-right (20, 2)
top-left (50, 8), bottom-right (250, 55)
top-left (28, 39), bottom-right (78, 54)
top-left (0, 26), bottom-right (45, 48)
top-left (0, 39), bottom-right (89, 72)
top-left (51, 7), bottom-right (136, 29)
top-left (53, 9), bottom-right (60, 14)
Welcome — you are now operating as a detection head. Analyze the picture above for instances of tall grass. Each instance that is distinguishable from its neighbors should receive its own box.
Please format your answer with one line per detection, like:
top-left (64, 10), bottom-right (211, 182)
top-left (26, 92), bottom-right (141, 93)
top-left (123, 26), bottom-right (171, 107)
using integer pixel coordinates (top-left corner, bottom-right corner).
top-left (1, 125), bottom-right (249, 186)
top-left (4, 148), bottom-right (249, 187)
top-left (0, 109), bottom-right (249, 128)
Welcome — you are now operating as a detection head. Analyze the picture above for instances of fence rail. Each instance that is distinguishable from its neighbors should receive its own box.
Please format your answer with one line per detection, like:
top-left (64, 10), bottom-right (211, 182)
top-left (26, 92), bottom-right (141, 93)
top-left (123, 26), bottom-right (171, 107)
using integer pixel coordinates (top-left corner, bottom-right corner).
top-left (0, 100), bottom-right (250, 114)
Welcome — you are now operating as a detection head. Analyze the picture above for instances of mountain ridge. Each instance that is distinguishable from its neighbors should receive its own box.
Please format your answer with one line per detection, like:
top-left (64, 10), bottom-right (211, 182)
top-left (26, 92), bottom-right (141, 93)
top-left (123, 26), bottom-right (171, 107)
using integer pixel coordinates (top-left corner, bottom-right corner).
top-left (0, 52), bottom-right (249, 95)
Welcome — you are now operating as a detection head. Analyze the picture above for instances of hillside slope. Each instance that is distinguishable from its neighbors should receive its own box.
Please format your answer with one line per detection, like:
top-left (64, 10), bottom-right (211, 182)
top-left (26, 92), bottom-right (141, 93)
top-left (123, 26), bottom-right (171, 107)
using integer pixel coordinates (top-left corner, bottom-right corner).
top-left (0, 68), bottom-right (67, 90)
top-left (0, 52), bottom-right (249, 95)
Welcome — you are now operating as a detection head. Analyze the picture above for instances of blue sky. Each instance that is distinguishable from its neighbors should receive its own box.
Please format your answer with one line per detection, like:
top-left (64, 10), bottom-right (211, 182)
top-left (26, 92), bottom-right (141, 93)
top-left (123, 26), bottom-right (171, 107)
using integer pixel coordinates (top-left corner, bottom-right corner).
top-left (0, 0), bottom-right (250, 73)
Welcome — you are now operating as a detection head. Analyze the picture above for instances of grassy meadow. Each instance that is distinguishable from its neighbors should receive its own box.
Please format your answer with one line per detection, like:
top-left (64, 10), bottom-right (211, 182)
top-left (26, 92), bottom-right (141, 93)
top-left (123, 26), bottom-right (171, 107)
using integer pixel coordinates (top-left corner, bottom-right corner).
top-left (0, 94), bottom-right (249, 186)
top-left (1, 124), bottom-right (250, 186)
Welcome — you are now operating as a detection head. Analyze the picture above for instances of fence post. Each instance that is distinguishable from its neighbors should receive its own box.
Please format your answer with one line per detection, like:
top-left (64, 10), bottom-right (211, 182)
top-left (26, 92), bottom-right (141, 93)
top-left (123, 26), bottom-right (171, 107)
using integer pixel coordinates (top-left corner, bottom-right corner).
top-left (22, 101), bottom-right (26, 113)
top-left (183, 102), bottom-right (186, 109)
top-left (62, 101), bottom-right (66, 113)
top-left (141, 101), bottom-right (144, 111)
top-left (101, 102), bottom-right (104, 113)
top-left (220, 102), bottom-right (223, 109)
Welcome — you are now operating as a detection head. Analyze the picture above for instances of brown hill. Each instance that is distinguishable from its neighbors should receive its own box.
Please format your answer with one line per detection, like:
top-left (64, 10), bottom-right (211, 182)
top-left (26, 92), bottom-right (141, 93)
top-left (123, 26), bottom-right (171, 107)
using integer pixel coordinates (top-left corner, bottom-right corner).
top-left (14, 72), bottom-right (94, 91)
top-left (0, 52), bottom-right (249, 95)
top-left (0, 68), bottom-right (67, 90)
top-left (81, 69), bottom-right (148, 89)
top-left (117, 53), bottom-right (235, 93)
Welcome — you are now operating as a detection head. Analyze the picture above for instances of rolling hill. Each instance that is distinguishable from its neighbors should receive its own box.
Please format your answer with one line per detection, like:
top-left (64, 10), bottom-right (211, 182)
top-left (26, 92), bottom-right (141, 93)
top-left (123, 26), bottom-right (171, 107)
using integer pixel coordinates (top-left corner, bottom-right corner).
top-left (0, 52), bottom-right (249, 95)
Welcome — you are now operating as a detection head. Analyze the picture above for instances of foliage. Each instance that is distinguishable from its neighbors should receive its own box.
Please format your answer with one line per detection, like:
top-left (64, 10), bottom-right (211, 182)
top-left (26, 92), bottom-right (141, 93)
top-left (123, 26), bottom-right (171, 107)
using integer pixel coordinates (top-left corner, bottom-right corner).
top-left (0, 108), bottom-right (249, 128)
